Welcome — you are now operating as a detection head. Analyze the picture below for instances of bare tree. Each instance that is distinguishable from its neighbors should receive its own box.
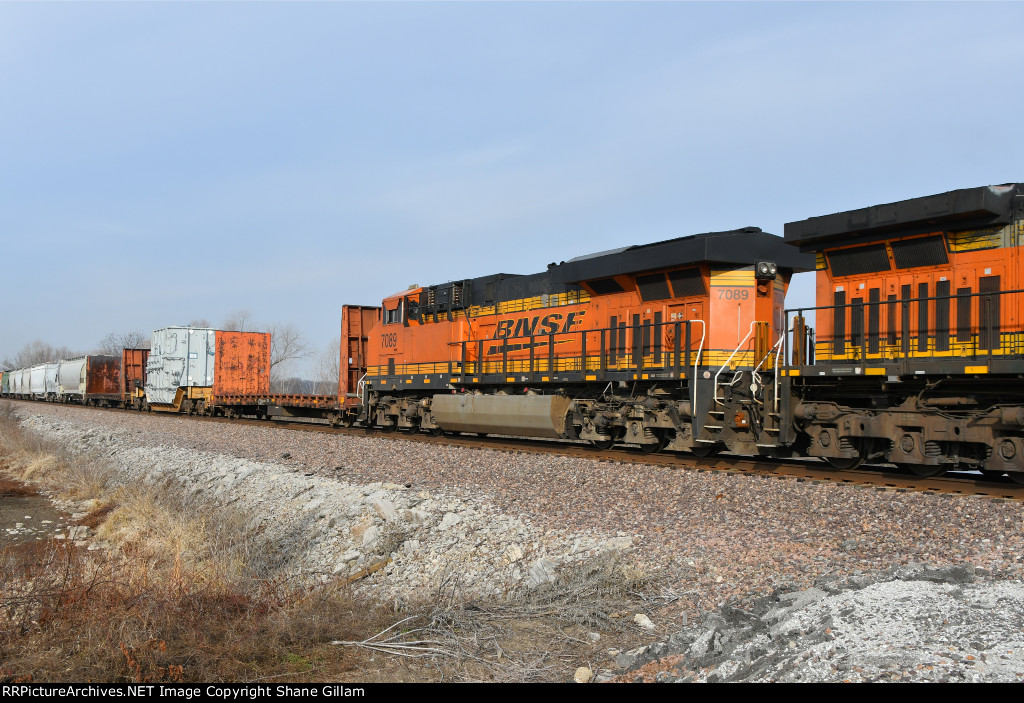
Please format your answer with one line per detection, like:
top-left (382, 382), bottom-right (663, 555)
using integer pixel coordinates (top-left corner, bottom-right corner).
top-left (313, 338), bottom-right (341, 395)
top-left (96, 329), bottom-right (150, 356)
top-left (267, 323), bottom-right (310, 391)
top-left (276, 375), bottom-right (316, 394)
top-left (221, 309), bottom-right (254, 332)
top-left (188, 318), bottom-right (212, 329)
top-left (3, 340), bottom-right (83, 368)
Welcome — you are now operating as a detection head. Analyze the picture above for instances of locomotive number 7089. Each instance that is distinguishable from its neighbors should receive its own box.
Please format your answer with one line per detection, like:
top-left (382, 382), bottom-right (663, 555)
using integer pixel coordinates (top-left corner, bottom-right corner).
top-left (718, 288), bottom-right (750, 300)
top-left (381, 332), bottom-right (398, 349)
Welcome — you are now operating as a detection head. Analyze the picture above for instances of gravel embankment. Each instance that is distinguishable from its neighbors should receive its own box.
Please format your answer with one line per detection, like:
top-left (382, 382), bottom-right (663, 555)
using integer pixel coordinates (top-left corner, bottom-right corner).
top-left (614, 565), bottom-right (1024, 682)
top-left (8, 401), bottom-right (1024, 682)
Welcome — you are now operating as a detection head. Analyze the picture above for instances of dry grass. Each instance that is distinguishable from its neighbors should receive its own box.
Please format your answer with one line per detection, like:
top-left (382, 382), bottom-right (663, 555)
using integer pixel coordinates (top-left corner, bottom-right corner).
top-left (0, 408), bottom-right (654, 682)
top-left (0, 478), bottom-right (38, 498)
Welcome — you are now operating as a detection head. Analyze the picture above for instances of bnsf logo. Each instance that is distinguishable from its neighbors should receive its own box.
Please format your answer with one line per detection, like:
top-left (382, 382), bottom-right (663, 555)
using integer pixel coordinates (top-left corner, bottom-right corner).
top-left (494, 311), bottom-right (586, 338)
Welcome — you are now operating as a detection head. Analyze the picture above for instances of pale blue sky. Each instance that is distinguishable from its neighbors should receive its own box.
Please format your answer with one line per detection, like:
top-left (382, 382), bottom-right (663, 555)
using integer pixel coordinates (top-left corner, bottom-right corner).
top-left (2, 1), bottom-right (1022, 371)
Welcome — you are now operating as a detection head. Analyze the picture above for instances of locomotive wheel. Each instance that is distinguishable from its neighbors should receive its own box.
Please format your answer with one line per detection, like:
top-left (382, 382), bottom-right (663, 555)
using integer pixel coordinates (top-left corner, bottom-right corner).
top-left (690, 443), bottom-right (721, 458)
top-left (380, 423), bottom-right (396, 433)
top-left (979, 469), bottom-right (1006, 481)
top-left (1008, 472), bottom-right (1024, 486)
top-left (640, 435), bottom-right (667, 454)
top-left (822, 455), bottom-right (865, 470)
top-left (590, 437), bottom-right (615, 451)
top-left (429, 427), bottom-right (444, 436)
top-left (897, 463), bottom-right (946, 478)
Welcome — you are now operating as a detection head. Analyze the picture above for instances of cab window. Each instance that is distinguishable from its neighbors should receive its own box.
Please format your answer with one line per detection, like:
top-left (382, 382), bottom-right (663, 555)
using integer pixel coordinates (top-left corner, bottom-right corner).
top-left (385, 300), bottom-right (404, 324)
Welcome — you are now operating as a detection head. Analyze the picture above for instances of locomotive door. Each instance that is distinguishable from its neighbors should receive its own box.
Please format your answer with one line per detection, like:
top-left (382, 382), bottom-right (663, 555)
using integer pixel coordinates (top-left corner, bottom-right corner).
top-left (667, 302), bottom-right (704, 365)
top-left (895, 274), bottom-right (918, 359)
top-left (974, 262), bottom-right (1006, 355)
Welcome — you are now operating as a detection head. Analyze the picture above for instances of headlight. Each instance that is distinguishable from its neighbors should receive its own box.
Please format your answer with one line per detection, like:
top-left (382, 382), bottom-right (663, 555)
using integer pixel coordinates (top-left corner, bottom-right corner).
top-left (755, 260), bottom-right (777, 280)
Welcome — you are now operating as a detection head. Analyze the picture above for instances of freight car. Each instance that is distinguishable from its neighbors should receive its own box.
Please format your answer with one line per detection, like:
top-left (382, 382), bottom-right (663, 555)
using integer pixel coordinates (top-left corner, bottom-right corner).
top-left (144, 327), bottom-right (271, 414)
top-left (781, 182), bottom-right (1024, 482)
top-left (359, 227), bottom-right (814, 456)
top-left (3, 356), bottom-right (123, 405)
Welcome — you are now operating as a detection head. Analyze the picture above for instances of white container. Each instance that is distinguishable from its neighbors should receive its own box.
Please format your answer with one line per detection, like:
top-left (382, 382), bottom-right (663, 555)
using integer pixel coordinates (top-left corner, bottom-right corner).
top-left (145, 327), bottom-right (216, 405)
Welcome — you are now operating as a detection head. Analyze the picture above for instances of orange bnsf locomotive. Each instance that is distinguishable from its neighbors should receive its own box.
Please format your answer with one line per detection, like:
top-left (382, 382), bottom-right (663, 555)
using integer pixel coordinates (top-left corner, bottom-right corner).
top-left (360, 228), bottom-right (813, 456)
top-left (782, 183), bottom-right (1024, 480)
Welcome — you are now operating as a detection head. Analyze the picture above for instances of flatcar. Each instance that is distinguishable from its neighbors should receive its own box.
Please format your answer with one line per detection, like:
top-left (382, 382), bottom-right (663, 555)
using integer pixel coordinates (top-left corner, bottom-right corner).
top-left (782, 182), bottom-right (1024, 481)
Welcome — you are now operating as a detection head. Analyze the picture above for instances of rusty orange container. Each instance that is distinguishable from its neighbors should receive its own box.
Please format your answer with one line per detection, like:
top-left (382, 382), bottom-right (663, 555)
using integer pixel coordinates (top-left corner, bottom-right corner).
top-left (339, 305), bottom-right (381, 407)
top-left (121, 348), bottom-right (149, 404)
top-left (214, 331), bottom-right (271, 397)
top-left (84, 356), bottom-right (122, 400)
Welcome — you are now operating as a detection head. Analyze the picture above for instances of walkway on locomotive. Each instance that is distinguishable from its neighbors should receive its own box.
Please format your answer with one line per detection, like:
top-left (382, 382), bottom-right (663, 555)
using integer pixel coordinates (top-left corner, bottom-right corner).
top-left (782, 183), bottom-right (1024, 376)
top-left (364, 227), bottom-right (814, 391)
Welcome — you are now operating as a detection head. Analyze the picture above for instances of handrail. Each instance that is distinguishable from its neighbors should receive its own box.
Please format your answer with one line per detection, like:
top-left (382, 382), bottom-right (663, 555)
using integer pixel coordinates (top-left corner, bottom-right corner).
top-left (769, 324), bottom-right (793, 414)
top-left (690, 319), bottom-right (706, 404)
top-left (785, 285), bottom-right (1022, 366)
top-left (714, 321), bottom-right (757, 405)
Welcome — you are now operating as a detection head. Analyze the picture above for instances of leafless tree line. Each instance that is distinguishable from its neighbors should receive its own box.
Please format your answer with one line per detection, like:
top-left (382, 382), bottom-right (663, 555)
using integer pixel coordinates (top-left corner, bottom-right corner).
top-left (4, 329), bottom-right (151, 368)
top-left (3, 341), bottom-right (85, 369)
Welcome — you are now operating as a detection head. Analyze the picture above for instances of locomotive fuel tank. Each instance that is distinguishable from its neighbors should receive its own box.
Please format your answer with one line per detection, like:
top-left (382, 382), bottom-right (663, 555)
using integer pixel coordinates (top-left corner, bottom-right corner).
top-left (430, 393), bottom-right (573, 438)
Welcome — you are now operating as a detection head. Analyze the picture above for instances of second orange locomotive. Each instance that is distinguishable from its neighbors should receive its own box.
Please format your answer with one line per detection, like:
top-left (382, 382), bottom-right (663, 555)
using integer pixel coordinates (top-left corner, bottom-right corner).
top-left (361, 227), bottom-right (812, 456)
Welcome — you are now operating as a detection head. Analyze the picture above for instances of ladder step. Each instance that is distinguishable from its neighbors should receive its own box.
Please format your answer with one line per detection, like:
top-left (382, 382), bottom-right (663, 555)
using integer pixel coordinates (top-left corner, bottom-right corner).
top-left (703, 425), bottom-right (723, 430)
top-left (764, 428), bottom-right (780, 433)
top-left (755, 443), bottom-right (778, 448)
top-left (694, 438), bottom-right (717, 444)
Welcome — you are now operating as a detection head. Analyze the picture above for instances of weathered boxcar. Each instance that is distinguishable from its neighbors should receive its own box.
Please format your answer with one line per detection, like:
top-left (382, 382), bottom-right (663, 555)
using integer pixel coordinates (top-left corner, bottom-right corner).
top-left (121, 348), bottom-right (149, 410)
top-left (57, 356), bottom-right (122, 405)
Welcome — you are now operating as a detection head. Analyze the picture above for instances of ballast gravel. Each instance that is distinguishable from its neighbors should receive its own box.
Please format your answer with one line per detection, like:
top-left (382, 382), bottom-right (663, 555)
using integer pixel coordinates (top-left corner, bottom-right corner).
top-left (9, 402), bottom-right (1024, 683)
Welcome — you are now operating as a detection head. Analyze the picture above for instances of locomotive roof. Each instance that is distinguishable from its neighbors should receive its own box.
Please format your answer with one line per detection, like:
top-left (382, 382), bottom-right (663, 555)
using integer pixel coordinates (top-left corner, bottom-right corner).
top-left (397, 227), bottom-right (814, 309)
top-left (784, 183), bottom-right (1024, 250)
top-left (550, 226), bottom-right (815, 283)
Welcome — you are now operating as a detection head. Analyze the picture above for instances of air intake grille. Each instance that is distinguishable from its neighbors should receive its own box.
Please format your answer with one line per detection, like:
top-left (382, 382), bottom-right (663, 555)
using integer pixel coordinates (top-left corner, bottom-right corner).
top-left (827, 243), bottom-right (891, 276)
top-left (587, 278), bottom-right (625, 295)
top-left (636, 273), bottom-right (671, 302)
top-left (891, 235), bottom-right (948, 269)
top-left (668, 268), bottom-right (706, 297)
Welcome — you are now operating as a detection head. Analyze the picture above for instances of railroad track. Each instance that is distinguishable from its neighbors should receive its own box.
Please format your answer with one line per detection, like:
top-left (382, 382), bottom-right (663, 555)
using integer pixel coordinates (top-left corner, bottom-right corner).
top-left (11, 399), bottom-right (1024, 501)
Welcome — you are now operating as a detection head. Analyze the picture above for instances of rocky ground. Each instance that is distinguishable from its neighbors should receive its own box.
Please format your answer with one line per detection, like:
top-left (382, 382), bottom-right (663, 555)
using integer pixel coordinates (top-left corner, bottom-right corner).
top-left (6, 401), bottom-right (1024, 682)
top-left (613, 565), bottom-right (1024, 682)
